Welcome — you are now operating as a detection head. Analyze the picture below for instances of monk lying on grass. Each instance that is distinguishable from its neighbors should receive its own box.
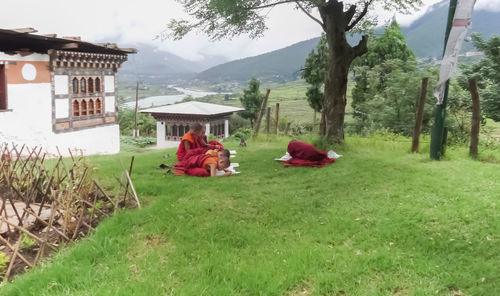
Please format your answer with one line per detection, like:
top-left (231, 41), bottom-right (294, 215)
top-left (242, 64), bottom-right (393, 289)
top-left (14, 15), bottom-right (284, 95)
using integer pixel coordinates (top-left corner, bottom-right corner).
top-left (174, 148), bottom-right (232, 177)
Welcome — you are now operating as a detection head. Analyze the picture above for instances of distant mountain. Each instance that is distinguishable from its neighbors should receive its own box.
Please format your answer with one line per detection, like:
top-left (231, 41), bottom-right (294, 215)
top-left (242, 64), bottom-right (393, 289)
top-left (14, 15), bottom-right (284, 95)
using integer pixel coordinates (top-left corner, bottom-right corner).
top-left (193, 0), bottom-right (500, 85)
top-left (403, 0), bottom-right (500, 58)
top-left (193, 38), bottom-right (321, 84)
top-left (118, 43), bottom-right (228, 84)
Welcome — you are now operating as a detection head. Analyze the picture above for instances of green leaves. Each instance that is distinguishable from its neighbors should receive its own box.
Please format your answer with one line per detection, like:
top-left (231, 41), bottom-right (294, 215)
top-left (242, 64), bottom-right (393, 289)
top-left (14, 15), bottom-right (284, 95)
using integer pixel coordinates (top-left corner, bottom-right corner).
top-left (301, 34), bottom-right (328, 112)
top-left (239, 77), bottom-right (264, 126)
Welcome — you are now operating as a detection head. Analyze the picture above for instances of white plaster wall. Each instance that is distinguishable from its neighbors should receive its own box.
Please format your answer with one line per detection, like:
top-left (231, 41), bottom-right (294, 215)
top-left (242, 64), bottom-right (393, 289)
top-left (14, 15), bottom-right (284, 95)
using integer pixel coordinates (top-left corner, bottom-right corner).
top-left (54, 75), bottom-right (69, 95)
top-left (105, 96), bottom-right (115, 113)
top-left (45, 125), bottom-right (120, 156)
top-left (0, 53), bottom-right (49, 62)
top-left (156, 121), bottom-right (166, 147)
top-left (104, 75), bottom-right (115, 92)
top-left (0, 83), bottom-right (53, 145)
top-left (55, 99), bottom-right (69, 119)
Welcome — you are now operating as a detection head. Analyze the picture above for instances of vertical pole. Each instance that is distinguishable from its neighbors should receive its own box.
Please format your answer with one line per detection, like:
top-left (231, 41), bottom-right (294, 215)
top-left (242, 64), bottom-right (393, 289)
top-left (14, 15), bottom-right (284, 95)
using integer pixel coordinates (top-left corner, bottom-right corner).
top-left (469, 78), bottom-right (480, 158)
top-left (412, 77), bottom-right (429, 153)
top-left (430, 0), bottom-right (458, 160)
top-left (266, 107), bottom-right (271, 134)
top-left (285, 122), bottom-right (291, 136)
top-left (134, 81), bottom-right (139, 138)
top-left (275, 103), bottom-right (279, 135)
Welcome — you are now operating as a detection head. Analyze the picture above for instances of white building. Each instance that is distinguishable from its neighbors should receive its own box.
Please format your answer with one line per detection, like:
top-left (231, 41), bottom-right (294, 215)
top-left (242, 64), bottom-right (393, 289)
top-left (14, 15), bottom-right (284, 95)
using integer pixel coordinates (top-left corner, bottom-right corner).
top-left (0, 28), bottom-right (135, 156)
top-left (141, 101), bottom-right (243, 148)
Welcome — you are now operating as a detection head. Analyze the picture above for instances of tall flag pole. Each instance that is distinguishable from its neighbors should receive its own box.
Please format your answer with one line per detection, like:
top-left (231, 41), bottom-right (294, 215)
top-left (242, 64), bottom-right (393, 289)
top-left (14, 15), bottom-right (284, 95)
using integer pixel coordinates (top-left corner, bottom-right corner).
top-left (430, 0), bottom-right (476, 160)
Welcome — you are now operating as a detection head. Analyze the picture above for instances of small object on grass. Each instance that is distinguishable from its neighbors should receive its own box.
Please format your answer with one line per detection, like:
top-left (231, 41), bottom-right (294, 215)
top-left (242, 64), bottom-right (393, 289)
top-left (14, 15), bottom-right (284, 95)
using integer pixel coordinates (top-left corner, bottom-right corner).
top-left (327, 150), bottom-right (342, 159)
top-left (157, 164), bottom-right (171, 169)
top-left (229, 150), bottom-right (237, 155)
top-left (239, 138), bottom-right (247, 147)
top-left (165, 169), bottom-right (172, 175)
top-left (163, 154), bottom-right (170, 159)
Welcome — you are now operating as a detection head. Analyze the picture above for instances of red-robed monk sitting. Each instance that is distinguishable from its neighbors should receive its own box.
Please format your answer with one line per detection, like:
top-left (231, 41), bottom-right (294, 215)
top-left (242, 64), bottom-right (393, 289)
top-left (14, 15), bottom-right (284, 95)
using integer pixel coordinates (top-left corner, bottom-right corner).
top-left (176, 123), bottom-right (204, 161)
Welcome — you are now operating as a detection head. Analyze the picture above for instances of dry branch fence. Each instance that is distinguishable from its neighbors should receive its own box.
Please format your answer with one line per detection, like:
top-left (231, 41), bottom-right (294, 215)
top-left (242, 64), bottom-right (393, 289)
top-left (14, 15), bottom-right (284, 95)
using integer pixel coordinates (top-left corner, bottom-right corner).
top-left (0, 144), bottom-right (139, 281)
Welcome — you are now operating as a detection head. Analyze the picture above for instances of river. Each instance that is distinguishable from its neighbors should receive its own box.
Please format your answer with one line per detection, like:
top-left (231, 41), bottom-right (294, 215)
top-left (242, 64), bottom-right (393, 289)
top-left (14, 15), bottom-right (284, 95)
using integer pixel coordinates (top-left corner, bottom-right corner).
top-left (124, 87), bottom-right (220, 109)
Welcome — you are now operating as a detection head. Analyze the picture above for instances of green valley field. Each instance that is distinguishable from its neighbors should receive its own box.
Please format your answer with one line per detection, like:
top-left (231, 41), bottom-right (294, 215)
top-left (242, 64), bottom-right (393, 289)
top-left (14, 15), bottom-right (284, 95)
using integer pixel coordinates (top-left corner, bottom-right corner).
top-left (1, 136), bottom-right (499, 295)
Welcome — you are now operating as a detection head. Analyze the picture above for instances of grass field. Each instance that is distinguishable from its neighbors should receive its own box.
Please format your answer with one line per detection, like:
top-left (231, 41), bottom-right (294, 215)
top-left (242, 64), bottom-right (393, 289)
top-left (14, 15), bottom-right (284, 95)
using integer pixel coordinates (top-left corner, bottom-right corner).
top-left (1, 136), bottom-right (499, 295)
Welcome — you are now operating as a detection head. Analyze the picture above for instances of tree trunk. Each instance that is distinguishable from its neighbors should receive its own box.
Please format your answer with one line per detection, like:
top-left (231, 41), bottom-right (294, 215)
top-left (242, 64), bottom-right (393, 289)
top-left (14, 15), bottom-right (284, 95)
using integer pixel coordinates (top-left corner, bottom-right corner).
top-left (319, 2), bottom-right (368, 144)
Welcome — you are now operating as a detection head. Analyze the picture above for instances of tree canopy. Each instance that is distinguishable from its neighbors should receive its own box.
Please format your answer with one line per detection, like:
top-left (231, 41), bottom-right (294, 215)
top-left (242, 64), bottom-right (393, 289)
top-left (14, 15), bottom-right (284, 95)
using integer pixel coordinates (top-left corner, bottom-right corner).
top-left (170, 0), bottom-right (423, 143)
top-left (301, 34), bottom-right (328, 113)
top-left (239, 77), bottom-right (263, 127)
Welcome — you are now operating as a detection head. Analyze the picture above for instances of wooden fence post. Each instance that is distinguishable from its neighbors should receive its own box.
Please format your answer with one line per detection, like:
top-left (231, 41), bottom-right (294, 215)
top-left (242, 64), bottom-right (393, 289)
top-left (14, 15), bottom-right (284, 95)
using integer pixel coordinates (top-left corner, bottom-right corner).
top-left (285, 122), bottom-right (291, 136)
top-left (275, 103), bottom-right (279, 135)
top-left (254, 89), bottom-right (271, 136)
top-left (411, 77), bottom-right (428, 153)
top-left (469, 78), bottom-right (480, 158)
top-left (266, 107), bottom-right (271, 134)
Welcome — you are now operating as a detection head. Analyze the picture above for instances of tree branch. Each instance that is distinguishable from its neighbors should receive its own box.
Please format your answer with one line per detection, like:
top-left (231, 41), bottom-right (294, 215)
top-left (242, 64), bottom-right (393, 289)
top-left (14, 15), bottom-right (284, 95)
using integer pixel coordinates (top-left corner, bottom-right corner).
top-left (346, 0), bottom-right (373, 31)
top-left (345, 4), bottom-right (357, 25)
top-left (249, 0), bottom-right (297, 10)
top-left (295, 1), bottom-right (325, 29)
top-left (352, 35), bottom-right (369, 58)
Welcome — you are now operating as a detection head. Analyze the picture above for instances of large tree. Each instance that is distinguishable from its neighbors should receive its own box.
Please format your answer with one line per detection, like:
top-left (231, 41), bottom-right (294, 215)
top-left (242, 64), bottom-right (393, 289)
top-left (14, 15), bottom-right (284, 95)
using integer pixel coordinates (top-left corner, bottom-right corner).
top-left (169, 0), bottom-right (422, 143)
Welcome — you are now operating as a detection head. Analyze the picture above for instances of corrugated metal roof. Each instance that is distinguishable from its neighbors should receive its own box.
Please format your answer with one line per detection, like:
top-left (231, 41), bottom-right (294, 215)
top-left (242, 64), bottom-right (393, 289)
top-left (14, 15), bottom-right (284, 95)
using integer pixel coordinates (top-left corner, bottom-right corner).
top-left (141, 101), bottom-right (244, 116)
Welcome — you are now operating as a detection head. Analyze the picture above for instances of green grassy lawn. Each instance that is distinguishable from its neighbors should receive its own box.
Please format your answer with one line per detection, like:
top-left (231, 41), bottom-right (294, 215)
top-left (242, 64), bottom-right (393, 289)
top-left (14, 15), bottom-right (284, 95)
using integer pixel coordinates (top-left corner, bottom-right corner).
top-left (2, 137), bottom-right (499, 295)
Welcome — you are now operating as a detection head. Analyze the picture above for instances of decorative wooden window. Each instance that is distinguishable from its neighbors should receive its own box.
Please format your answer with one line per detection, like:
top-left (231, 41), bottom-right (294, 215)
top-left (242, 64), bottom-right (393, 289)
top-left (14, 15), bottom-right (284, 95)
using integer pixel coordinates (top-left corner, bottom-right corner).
top-left (172, 125), bottom-right (178, 137)
top-left (72, 78), bottom-right (79, 94)
top-left (0, 65), bottom-right (7, 110)
top-left (88, 99), bottom-right (95, 115)
top-left (80, 78), bottom-right (86, 93)
top-left (73, 100), bottom-right (80, 116)
top-left (95, 77), bottom-right (101, 92)
top-left (165, 124), bottom-right (171, 137)
top-left (81, 100), bottom-right (87, 116)
top-left (95, 98), bottom-right (102, 114)
top-left (88, 78), bottom-right (94, 93)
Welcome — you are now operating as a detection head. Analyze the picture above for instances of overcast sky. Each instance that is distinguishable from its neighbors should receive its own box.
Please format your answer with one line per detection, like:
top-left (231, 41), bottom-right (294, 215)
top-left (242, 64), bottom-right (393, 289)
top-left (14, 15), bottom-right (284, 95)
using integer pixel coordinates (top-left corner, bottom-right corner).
top-left (1, 0), bottom-right (499, 61)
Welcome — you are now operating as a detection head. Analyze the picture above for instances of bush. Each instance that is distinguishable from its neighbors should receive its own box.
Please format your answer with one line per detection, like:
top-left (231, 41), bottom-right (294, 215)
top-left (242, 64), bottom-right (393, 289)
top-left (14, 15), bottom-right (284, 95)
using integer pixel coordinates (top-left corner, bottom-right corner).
top-left (118, 108), bottom-right (157, 137)
top-left (120, 136), bottom-right (157, 148)
top-left (231, 127), bottom-right (253, 140)
top-left (20, 234), bottom-right (35, 250)
top-left (0, 252), bottom-right (8, 274)
top-left (229, 113), bottom-right (251, 134)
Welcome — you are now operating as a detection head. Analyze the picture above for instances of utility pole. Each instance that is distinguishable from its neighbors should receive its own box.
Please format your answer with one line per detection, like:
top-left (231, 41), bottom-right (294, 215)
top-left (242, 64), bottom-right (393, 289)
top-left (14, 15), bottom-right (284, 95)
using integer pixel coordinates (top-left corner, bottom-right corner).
top-left (134, 81), bottom-right (139, 137)
top-left (430, 0), bottom-right (458, 160)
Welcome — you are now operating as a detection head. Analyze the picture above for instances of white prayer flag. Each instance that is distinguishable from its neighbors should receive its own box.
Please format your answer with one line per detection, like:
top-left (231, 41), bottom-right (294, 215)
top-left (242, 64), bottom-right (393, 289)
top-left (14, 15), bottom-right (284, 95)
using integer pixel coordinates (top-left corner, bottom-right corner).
top-left (434, 0), bottom-right (476, 104)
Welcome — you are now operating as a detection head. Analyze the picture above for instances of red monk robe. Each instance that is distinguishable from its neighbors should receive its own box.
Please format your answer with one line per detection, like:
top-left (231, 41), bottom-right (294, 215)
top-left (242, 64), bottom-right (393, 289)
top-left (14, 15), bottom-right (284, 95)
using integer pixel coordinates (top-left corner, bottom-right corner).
top-left (174, 151), bottom-right (215, 177)
top-left (194, 134), bottom-right (224, 150)
top-left (176, 131), bottom-right (202, 161)
top-left (283, 140), bottom-right (335, 168)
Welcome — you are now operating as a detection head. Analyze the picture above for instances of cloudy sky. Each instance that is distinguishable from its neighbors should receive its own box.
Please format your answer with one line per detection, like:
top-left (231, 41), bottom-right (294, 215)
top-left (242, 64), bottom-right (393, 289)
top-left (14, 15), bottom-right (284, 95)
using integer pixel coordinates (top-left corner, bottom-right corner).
top-left (1, 0), bottom-right (499, 62)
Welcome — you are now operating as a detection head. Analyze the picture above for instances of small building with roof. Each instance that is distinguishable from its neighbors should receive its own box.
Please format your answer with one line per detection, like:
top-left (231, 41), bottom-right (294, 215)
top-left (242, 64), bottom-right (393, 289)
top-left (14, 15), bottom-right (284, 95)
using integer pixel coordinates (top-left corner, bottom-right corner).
top-left (141, 101), bottom-right (243, 148)
top-left (0, 27), bottom-right (135, 156)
